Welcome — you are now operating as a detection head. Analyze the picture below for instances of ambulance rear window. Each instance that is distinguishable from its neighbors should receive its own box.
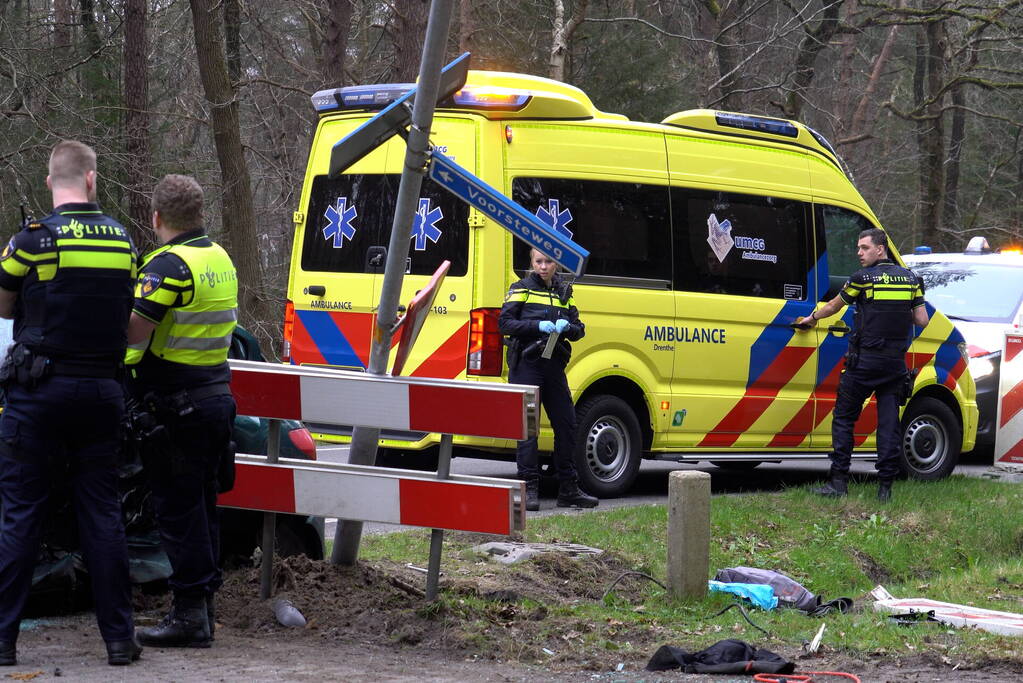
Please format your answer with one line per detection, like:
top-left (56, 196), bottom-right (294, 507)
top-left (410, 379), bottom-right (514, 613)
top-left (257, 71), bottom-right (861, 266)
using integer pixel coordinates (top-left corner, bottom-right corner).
top-left (301, 174), bottom-right (469, 276)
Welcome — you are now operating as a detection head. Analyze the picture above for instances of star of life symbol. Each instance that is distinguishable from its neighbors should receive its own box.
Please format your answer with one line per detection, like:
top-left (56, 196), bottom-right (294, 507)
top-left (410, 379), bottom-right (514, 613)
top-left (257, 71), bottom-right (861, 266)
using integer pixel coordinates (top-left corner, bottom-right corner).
top-left (535, 199), bottom-right (573, 238)
top-left (411, 198), bottom-right (443, 251)
top-left (323, 196), bottom-right (358, 248)
top-left (706, 212), bottom-right (734, 263)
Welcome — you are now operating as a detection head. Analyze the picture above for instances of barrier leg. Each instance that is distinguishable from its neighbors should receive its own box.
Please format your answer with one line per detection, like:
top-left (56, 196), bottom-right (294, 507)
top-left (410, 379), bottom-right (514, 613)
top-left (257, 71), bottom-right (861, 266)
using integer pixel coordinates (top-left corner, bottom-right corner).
top-left (260, 420), bottom-right (281, 600)
top-left (425, 433), bottom-right (453, 601)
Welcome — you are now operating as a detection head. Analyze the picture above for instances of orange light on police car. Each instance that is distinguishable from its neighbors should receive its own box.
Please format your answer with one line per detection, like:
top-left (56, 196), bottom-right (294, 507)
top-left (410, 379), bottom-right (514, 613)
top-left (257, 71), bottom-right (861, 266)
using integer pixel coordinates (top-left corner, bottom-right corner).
top-left (660, 401), bottom-right (670, 410)
top-left (505, 125), bottom-right (513, 144)
top-left (1003, 247), bottom-right (1022, 255)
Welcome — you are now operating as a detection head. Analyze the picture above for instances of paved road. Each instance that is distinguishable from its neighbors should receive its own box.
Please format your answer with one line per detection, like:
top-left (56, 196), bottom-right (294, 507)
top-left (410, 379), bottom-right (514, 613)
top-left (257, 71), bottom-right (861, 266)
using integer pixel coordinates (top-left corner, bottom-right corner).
top-left (315, 445), bottom-right (994, 539)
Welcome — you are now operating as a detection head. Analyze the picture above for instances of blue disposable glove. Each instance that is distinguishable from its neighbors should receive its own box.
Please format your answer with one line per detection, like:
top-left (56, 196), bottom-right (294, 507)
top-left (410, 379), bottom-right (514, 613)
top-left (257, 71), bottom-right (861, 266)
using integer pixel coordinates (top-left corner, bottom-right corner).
top-left (538, 320), bottom-right (556, 334)
top-left (554, 319), bottom-right (569, 334)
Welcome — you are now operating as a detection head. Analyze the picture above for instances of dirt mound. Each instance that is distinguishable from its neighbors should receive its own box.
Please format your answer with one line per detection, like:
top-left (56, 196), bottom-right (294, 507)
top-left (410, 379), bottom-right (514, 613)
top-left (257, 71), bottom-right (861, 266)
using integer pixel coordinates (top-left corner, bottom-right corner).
top-left (212, 551), bottom-right (648, 664)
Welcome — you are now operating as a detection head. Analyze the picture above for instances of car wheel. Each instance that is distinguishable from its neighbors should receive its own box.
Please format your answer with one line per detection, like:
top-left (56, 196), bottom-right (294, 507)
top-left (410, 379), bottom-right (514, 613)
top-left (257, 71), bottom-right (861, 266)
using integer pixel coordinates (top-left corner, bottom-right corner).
top-left (901, 396), bottom-right (961, 480)
top-left (574, 395), bottom-right (642, 498)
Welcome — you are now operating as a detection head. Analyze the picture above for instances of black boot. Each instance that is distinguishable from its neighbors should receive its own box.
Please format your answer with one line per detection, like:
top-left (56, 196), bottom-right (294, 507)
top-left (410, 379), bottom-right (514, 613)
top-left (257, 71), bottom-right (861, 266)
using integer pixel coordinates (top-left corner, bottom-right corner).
top-left (877, 480), bottom-right (893, 503)
top-left (137, 598), bottom-right (211, 648)
top-left (207, 595), bottom-right (216, 641)
top-left (812, 476), bottom-right (848, 498)
top-left (106, 637), bottom-right (143, 666)
top-left (0, 640), bottom-right (15, 666)
top-left (525, 479), bottom-right (540, 512)
top-left (556, 481), bottom-right (598, 508)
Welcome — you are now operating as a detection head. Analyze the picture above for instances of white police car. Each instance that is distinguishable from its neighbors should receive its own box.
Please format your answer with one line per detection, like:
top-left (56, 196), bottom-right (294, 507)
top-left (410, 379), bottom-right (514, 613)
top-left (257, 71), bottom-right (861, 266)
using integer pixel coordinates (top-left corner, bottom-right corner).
top-left (904, 236), bottom-right (1023, 454)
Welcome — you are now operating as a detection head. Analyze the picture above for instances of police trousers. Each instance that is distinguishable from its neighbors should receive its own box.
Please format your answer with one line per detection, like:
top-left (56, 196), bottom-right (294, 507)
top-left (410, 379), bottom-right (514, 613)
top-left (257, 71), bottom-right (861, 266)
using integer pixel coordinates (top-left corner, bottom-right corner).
top-left (509, 357), bottom-right (578, 483)
top-left (143, 393), bottom-right (235, 601)
top-left (0, 376), bottom-right (133, 644)
top-left (830, 352), bottom-right (906, 483)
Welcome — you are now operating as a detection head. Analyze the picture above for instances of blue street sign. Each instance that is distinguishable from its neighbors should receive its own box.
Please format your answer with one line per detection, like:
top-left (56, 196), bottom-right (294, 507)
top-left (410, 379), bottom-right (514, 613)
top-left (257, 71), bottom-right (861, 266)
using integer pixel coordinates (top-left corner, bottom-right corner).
top-left (429, 151), bottom-right (589, 275)
top-left (328, 52), bottom-right (470, 178)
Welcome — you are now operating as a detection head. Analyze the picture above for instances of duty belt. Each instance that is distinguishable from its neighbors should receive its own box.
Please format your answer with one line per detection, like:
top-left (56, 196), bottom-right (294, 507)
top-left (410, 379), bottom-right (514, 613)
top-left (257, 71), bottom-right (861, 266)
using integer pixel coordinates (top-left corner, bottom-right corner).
top-left (186, 383), bottom-right (233, 402)
top-left (48, 358), bottom-right (123, 379)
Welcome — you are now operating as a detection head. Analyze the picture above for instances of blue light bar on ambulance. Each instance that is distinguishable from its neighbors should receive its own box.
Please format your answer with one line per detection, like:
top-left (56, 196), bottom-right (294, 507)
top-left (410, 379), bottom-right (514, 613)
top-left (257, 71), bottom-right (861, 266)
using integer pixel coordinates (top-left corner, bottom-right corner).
top-left (715, 112), bottom-right (799, 138)
top-left (311, 84), bottom-right (415, 113)
top-left (312, 84), bottom-right (529, 115)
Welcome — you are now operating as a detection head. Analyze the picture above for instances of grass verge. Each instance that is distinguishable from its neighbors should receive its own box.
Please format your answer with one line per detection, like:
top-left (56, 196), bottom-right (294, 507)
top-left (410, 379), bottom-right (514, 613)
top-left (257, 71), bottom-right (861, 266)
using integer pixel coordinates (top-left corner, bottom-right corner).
top-left (339, 475), bottom-right (1023, 669)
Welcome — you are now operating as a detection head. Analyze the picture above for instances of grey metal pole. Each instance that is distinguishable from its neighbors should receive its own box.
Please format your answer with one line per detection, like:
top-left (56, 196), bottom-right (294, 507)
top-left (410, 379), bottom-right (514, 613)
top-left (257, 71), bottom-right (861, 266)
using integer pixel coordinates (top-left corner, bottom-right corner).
top-left (331, 0), bottom-right (455, 566)
top-left (425, 433), bottom-right (453, 601)
top-left (260, 419), bottom-right (281, 598)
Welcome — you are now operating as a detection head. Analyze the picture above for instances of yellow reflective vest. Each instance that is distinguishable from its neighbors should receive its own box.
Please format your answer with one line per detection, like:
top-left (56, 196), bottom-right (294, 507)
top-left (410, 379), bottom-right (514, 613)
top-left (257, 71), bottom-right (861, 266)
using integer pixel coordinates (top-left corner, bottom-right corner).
top-left (127, 239), bottom-right (238, 367)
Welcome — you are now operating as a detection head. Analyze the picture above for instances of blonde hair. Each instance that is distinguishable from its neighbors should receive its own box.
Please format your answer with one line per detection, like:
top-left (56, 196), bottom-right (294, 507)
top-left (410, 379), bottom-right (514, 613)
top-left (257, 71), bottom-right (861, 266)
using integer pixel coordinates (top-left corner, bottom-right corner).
top-left (48, 140), bottom-right (96, 189)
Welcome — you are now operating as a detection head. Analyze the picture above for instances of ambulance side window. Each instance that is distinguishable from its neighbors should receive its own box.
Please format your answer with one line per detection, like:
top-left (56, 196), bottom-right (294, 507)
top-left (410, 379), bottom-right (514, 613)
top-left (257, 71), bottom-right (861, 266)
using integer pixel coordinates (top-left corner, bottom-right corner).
top-left (671, 188), bottom-right (811, 300)
top-left (816, 204), bottom-right (873, 280)
top-left (511, 178), bottom-right (671, 284)
top-left (301, 174), bottom-right (469, 276)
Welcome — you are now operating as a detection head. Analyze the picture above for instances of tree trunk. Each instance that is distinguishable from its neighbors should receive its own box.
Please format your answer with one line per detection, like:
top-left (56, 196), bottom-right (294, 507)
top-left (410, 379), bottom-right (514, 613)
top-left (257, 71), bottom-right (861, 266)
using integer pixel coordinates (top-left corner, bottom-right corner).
top-left (225, 0), bottom-right (241, 85)
top-left (322, 0), bottom-right (354, 84)
top-left (123, 0), bottom-right (153, 251)
top-left (457, 0), bottom-right (473, 56)
top-left (392, 0), bottom-right (429, 81)
top-left (918, 9), bottom-right (947, 248)
top-left (188, 0), bottom-right (269, 343)
top-left (942, 87), bottom-right (966, 235)
top-left (849, 17), bottom-right (901, 140)
top-left (782, 0), bottom-right (841, 120)
top-left (702, 0), bottom-right (745, 111)
top-left (53, 0), bottom-right (71, 49)
top-left (549, 0), bottom-right (589, 82)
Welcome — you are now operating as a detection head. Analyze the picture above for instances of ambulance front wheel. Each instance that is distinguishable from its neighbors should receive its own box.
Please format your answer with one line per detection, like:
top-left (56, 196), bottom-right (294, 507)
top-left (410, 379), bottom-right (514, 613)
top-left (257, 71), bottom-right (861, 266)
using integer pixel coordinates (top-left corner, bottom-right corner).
top-left (900, 397), bottom-right (961, 480)
top-left (574, 395), bottom-right (642, 498)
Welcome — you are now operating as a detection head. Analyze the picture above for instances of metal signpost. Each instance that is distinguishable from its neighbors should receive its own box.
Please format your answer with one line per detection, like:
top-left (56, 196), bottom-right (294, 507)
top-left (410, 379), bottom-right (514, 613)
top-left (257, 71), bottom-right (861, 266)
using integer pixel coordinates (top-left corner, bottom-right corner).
top-left (333, 0), bottom-right (457, 566)
top-left (428, 150), bottom-right (590, 275)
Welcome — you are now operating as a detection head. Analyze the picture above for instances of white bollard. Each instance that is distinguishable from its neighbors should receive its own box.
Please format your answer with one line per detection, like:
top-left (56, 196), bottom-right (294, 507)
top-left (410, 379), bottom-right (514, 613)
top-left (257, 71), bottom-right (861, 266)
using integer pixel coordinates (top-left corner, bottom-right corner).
top-left (667, 470), bottom-right (711, 599)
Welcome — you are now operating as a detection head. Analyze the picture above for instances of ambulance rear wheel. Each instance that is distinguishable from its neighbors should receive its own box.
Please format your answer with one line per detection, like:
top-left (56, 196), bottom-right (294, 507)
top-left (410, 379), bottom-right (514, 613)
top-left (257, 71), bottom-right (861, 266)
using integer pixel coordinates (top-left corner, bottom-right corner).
top-left (900, 397), bottom-right (961, 480)
top-left (574, 395), bottom-right (642, 498)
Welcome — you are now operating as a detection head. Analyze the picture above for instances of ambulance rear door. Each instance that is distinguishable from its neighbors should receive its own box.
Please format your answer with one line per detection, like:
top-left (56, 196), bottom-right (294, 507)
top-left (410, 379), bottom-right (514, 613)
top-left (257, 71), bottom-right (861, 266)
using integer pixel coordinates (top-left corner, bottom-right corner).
top-left (291, 116), bottom-right (475, 380)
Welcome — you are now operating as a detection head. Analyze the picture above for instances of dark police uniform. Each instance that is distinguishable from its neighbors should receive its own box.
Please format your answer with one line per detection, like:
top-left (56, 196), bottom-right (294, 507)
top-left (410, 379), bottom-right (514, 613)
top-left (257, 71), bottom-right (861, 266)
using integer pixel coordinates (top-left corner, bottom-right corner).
top-left (830, 259), bottom-right (925, 484)
top-left (498, 271), bottom-right (585, 487)
top-left (127, 228), bottom-right (237, 647)
top-left (0, 203), bottom-right (136, 651)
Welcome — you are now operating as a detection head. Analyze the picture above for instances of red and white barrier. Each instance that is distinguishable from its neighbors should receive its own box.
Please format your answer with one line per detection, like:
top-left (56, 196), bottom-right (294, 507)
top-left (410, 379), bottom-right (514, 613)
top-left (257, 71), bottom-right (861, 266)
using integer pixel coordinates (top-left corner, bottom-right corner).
top-left (220, 360), bottom-right (536, 538)
top-left (219, 456), bottom-right (524, 534)
top-left (995, 333), bottom-right (1023, 467)
top-left (229, 360), bottom-right (534, 441)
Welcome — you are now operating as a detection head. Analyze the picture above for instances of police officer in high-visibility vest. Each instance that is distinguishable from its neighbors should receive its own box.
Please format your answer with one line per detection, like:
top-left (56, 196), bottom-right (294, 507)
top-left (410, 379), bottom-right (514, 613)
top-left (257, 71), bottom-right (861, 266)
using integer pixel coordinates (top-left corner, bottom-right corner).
top-left (499, 248), bottom-right (598, 512)
top-left (795, 228), bottom-right (928, 503)
top-left (125, 174), bottom-right (238, 649)
top-left (0, 141), bottom-right (141, 667)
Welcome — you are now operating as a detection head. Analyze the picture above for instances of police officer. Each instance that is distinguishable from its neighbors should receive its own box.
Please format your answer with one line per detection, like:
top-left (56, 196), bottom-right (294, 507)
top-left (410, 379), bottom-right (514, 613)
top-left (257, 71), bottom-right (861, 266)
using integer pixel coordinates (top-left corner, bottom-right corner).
top-left (0, 141), bottom-right (141, 666)
top-left (125, 174), bottom-right (238, 649)
top-left (795, 228), bottom-right (928, 502)
top-left (499, 248), bottom-right (598, 511)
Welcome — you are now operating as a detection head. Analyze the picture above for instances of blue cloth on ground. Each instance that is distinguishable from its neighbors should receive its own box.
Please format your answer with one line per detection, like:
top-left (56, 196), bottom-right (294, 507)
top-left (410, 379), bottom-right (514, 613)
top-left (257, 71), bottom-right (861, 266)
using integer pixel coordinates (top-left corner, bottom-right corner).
top-left (708, 580), bottom-right (778, 610)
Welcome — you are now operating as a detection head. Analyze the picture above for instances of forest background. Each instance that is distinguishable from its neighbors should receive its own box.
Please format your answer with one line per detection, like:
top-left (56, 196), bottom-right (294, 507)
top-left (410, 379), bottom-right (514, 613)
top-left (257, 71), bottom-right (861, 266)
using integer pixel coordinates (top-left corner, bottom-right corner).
top-left (2, 0), bottom-right (1021, 354)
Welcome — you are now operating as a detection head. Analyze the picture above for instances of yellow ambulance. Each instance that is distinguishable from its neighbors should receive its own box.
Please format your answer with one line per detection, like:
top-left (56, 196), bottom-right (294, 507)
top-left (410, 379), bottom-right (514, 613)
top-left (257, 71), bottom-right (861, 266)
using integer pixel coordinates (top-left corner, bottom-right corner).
top-left (284, 70), bottom-right (978, 497)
